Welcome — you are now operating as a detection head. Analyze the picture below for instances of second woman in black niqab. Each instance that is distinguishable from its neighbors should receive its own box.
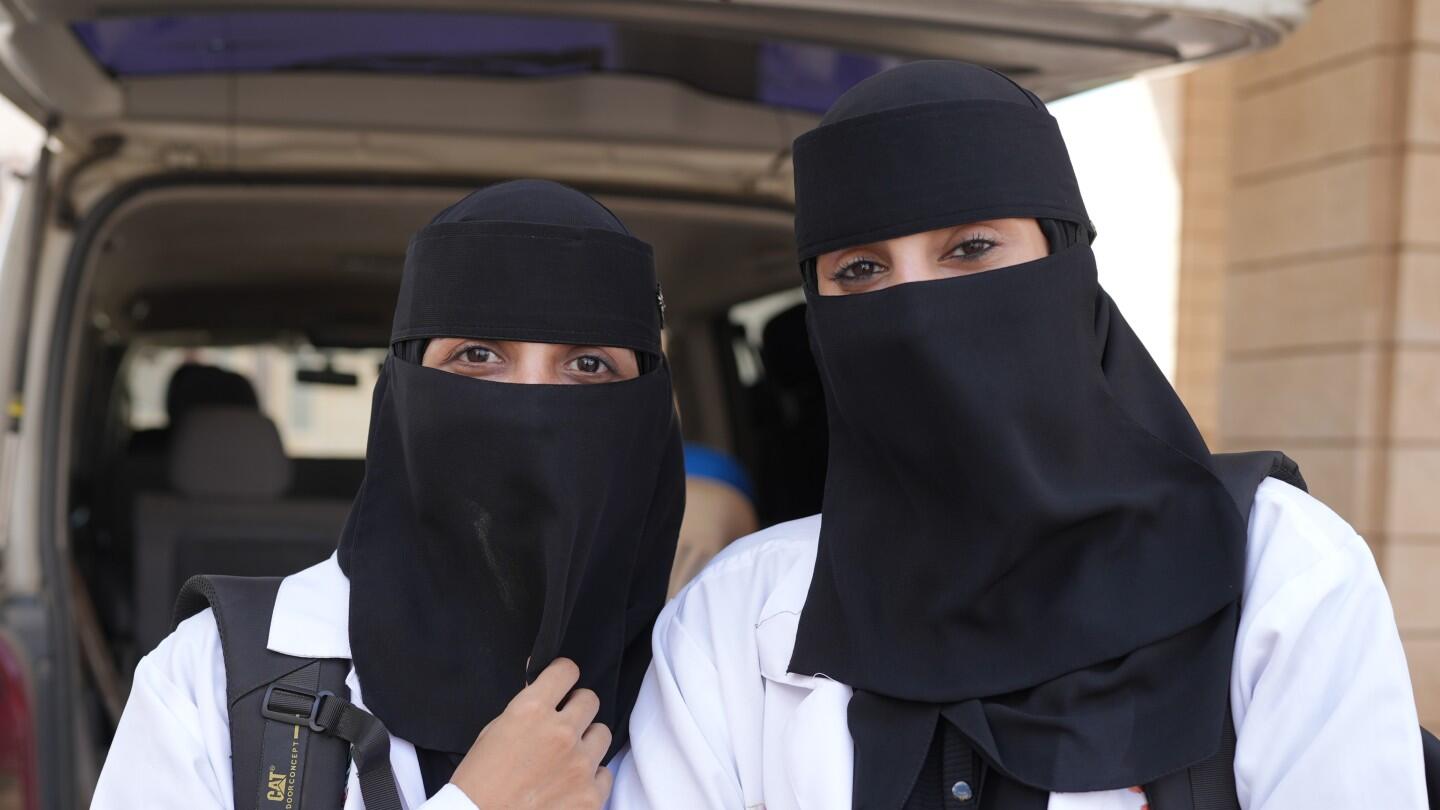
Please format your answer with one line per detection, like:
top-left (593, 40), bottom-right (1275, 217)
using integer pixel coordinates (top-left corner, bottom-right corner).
top-left (337, 180), bottom-right (685, 796)
top-left (785, 62), bottom-right (1248, 808)
top-left (612, 58), bottom-right (1429, 810)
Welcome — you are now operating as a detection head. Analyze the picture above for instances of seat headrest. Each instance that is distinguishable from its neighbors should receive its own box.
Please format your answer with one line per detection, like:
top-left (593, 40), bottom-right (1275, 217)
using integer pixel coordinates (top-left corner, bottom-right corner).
top-left (168, 406), bottom-right (293, 499)
top-left (761, 303), bottom-right (821, 389)
top-left (166, 364), bottom-right (259, 425)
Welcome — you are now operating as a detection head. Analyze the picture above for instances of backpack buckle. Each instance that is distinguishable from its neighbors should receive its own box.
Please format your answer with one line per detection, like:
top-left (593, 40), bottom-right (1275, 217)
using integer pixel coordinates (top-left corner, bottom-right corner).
top-left (261, 685), bottom-right (335, 733)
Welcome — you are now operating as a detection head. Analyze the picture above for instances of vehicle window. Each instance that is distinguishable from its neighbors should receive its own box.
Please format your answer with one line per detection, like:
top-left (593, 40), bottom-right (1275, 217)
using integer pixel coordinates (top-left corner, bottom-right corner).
top-left (71, 11), bottom-right (903, 114)
top-left (718, 287), bottom-right (828, 527)
top-left (124, 344), bottom-right (386, 459)
top-left (726, 287), bottom-right (805, 387)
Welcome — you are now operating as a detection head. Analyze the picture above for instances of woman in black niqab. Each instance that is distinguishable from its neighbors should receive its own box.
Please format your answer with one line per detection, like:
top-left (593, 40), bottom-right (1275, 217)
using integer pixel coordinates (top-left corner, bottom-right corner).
top-left (787, 62), bottom-right (1251, 808)
top-left (614, 58), bottom-right (1428, 810)
top-left (337, 179), bottom-right (685, 795)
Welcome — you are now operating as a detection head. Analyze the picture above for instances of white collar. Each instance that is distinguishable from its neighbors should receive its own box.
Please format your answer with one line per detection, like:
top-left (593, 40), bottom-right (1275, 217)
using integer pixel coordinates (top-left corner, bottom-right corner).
top-left (267, 552), bottom-right (352, 659)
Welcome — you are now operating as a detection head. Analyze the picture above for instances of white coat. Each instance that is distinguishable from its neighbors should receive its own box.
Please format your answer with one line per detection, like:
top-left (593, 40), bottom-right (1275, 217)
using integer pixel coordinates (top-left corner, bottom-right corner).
top-left (92, 555), bottom-right (492, 810)
top-left (612, 479), bottom-right (1430, 809)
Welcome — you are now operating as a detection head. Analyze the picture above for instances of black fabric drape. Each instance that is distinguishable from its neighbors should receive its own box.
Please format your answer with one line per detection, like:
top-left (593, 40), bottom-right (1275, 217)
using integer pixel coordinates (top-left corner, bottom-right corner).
top-left (336, 180), bottom-right (685, 790)
top-left (786, 62), bottom-right (1249, 806)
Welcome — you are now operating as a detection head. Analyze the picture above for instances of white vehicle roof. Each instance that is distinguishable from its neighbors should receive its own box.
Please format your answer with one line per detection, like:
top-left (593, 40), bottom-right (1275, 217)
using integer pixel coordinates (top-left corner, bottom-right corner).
top-left (0, 0), bottom-right (1307, 206)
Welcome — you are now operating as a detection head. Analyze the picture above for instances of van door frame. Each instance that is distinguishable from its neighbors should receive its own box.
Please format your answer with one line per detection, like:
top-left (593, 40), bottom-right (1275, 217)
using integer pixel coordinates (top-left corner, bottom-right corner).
top-left (0, 137), bottom-right (81, 810)
top-left (0, 142), bottom-right (51, 532)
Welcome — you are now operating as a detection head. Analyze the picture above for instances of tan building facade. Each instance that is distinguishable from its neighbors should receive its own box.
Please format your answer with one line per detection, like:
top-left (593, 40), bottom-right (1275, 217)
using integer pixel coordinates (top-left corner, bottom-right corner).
top-left (1176, 0), bottom-right (1440, 725)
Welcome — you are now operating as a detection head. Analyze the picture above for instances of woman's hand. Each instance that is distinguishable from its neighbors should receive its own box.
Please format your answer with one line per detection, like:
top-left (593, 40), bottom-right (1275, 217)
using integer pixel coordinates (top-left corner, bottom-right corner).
top-left (450, 658), bottom-right (613, 809)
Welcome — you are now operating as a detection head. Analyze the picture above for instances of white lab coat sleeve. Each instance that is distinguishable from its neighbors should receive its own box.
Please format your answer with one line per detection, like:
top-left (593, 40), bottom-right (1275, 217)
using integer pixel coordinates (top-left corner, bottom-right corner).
top-left (1232, 480), bottom-right (1428, 809)
top-left (92, 609), bottom-right (234, 809)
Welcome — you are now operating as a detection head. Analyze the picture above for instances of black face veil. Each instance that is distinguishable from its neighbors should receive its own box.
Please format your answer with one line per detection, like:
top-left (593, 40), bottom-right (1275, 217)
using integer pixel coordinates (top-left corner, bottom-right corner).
top-left (788, 62), bottom-right (1250, 806)
top-left (336, 180), bottom-right (684, 791)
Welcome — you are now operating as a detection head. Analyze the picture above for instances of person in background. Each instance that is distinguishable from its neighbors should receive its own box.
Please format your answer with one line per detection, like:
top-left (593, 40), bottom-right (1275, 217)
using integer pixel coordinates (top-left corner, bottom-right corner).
top-left (668, 443), bottom-right (758, 597)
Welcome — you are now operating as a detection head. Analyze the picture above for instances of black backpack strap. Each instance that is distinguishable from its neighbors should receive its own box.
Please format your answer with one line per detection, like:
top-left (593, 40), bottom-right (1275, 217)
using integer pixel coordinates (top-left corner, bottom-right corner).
top-left (1423, 726), bottom-right (1440, 809)
top-left (1143, 710), bottom-right (1239, 810)
top-left (261, 664), bottom-right (406, 810)
top-left (174, 575), bottom-right (402, 810)
top-left (1209, 450), bottom-right (1308, 517)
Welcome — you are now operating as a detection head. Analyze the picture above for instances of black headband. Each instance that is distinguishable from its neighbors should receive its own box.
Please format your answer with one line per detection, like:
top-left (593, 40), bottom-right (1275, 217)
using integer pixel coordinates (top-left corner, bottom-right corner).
top-left (391, 220), bottom-right (663, 356)
top-left (792, 99), bottom-right (1093, 259)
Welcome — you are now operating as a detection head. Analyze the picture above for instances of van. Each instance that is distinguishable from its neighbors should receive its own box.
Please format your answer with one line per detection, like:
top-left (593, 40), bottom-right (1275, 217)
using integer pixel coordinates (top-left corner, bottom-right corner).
top-left (0, 2), bottom-right (1305, 806)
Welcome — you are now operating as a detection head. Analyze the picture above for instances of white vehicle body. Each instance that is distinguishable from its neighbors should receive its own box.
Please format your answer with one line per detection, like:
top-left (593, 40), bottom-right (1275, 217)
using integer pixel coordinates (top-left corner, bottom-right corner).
top-left (0, 1), bottom-right (1303, 806)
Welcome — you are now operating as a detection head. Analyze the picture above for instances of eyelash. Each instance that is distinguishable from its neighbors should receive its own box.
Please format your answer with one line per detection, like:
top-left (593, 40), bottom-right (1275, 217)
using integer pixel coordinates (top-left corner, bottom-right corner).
top-left (829, 236), bottom-right (1000, 282)
top-left (449, 343), bottom-right (616, 375)
top-left (569, 354), bottom-right (617, 375)
top-left (947, 236), bottom-right (999, 259)
top-left (830, 256), bottom-right (885, 282)
top-left (453, 344), bottom-right (497, 364)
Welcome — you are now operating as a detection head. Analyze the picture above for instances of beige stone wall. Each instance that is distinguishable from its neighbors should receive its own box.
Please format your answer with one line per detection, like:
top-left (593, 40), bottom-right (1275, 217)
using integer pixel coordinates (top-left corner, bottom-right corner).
top-left (1174, 64), bottom-right (1235, 444)
top-left (1178, 0), bottom-right (1440, 725)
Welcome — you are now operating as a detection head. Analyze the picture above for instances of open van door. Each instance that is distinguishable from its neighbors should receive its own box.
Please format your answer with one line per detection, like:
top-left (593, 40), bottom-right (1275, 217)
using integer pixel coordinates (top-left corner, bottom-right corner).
top-left (0, 135), bottom-right (48, 810)
top-left (0, 155), bottom-right (32, 558)
top-left (0, 0), bottom-right (1309, 202)
top-left (0, 120), bottom-right (49, 581)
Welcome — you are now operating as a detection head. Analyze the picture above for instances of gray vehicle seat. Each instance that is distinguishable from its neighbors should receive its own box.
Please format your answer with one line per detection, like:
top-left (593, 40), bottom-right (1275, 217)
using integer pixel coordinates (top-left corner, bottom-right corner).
top-left (91, 365), bottom-right (268, 671)
top-left (749, 303), bottom-right (828, 525)
top-left (126, 364), bottom-right (263, 492)
top-left (133, 406), bottom-right (350, 653)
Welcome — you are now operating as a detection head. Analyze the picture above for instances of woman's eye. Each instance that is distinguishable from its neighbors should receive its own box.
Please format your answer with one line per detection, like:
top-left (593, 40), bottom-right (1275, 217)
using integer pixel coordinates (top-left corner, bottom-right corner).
top-left (568, 355), bottom-right (614, 375)
top-left (459, 346), bottom-right (497, 364)
top-left (832, 259), bottom-right (886, 282)
top-left (948, 238), bottom-right (998, 260)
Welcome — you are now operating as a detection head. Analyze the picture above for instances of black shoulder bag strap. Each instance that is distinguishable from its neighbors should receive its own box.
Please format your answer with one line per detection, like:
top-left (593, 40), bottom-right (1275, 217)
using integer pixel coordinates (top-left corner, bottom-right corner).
top-left (174, 574), bottom-right (405, 810)
top-left (1423, 726), bottom-right (1440, 809)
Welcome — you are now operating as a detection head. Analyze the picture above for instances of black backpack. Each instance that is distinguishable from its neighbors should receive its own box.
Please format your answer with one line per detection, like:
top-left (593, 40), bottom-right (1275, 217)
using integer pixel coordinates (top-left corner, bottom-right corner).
top-left (175, 450), bottom-right (1440, 810)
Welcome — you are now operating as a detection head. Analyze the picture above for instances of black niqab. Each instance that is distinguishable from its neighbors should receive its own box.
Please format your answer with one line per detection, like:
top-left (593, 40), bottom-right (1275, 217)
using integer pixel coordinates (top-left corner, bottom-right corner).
top-left (336, 180), bottom-right (685, 792)
top-left (787, 62), bottom-right (1249, 806)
